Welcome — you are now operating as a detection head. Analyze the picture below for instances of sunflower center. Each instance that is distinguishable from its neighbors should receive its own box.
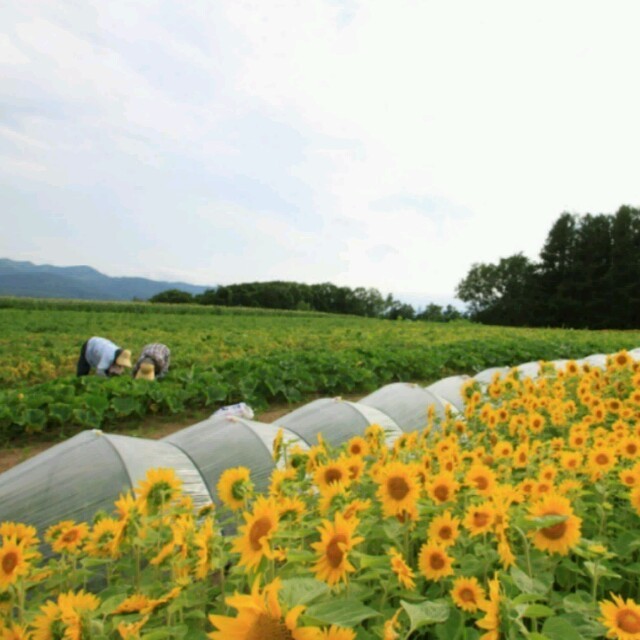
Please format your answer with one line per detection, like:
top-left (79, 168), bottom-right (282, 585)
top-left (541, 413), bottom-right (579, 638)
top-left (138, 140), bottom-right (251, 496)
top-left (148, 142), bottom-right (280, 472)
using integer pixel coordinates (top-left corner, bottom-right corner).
top-left (231, 480), bottom-right (247, 501)
top-left (246, 613), bottom-right (294, 640)
top-left (249, 517), bottom-right (273, 551)
top-left (473, 512), bottom-right (491, 528)
top-left (474, 476), bottom-right (489, 491)
top-left (326, 534), bottom-right (347, 568)
top-left (434, 485), bottom-right (449, 502)
top-left (595, 453), bottom-right (609, 465)
top-left (147, 482), bottom-right (174, 508)
top-left (351, 444), bottom-right (362, 454)
top-left (61, 529), bottom-right (79, 544)
top-left (438, 526), bottom-right (452, 540)
top-left (628, 444), bottom-right (638, 455)
top-left (1, 551), bottom-right (18, 574)
top-left (459, 587), bottom-right (476, 603)
top-left (541, 514), bottom-right (567, 540)
top-left (429, 552), bottom-right (445, 570)
top-left (616, 609), bottom-right (640, 634)
top-left (387, 477), bottom-right (410, 501)
top-left (324, 469), bottom-right (343, 484)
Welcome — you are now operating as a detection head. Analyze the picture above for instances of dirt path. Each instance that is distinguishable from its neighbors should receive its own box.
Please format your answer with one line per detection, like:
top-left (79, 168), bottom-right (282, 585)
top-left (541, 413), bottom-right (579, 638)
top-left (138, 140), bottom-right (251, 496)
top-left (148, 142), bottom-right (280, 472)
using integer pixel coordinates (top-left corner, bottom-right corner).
top-left (0, 394), bottom-right (364, 474)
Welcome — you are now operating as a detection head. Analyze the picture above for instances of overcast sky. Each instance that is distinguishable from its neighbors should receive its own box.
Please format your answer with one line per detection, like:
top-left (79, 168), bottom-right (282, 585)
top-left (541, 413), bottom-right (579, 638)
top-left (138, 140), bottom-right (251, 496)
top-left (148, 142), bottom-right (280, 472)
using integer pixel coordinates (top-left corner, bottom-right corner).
top-left (2, 1), bottom-right (640, 308)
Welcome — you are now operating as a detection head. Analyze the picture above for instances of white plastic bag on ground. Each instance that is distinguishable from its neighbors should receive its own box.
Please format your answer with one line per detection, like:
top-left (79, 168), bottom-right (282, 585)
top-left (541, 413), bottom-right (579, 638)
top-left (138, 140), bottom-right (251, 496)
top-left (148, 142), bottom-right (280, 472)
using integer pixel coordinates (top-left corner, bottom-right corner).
top-left (212, 402), bottom-right (255, 420)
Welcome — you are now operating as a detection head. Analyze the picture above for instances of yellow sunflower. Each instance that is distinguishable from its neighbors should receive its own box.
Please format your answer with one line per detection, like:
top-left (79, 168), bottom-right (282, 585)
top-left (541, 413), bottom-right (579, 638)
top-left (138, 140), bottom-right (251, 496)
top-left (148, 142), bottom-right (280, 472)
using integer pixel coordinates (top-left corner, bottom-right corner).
top-left (451, 576), bottom-right (487, 612)
top-left (0, 522), bottom-right (38, 548)
top-left (427, 511), bottom-right (460, 547)
top-left (1, 623), bottom-right (30, 640)
top-left (217, 466), bottom-right (253, 511)
top-left (427, 473), bottom-right (460, 505)
top-left (317, 626), bottom-right (356, 640)
top-left (84, 518), bottom-right (122, 559)
top-left (194, 517), bottom-right (216, 580)
top-left (278, 497), bottom-right (307, 521)
top-left (344, 455), bottom-right (365, 481)
top-left (232, 496), bottom-right (281, 570)
top-left (208, 578), bottom-right (319, 640)
top-left (463, 503), bottom-right (496, 537)
top-left (528, 494), bottom-right (582, 555)
top-left (629, 486), bottom-right (640, 515)
top-left (135, 468), bottom-right (182, 515)
top-left (477, 577), bottom-right (500, 640)
top-left (30, 600), bottom-right (61, 640)
top-left (418, 542), bottom-right (454, 581)
top-left (619, 437), bottom-right (640, 460)
top-left (269, 468), bottom-right (296, 498)
top-left (588, 447), bottom-right (618, 478)
top-left (465, 465), bottom-right (497, 496)
top-left (0, 537), bottom-right (31, 589)
top-left (346, 436), bottom-right (370, 457)
top-left (600, 593), bottom-right (640, 640)
top-left (314, 459), bottom-right (352, 491)
top-left (311, 512), bottom-right (364, 586)
top-left (388, 547), bottom-right (416, 590)
top-left (376, 462), bottom-right (421, 520)
top-left (46, 521), bottom-right (89, 555)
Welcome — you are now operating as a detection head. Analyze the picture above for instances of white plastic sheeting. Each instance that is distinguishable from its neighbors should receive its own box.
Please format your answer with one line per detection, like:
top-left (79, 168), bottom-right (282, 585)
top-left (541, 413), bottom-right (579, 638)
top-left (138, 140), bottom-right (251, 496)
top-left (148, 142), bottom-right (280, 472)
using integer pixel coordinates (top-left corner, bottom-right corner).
top-left (425, 375), bottom-right (469, 412)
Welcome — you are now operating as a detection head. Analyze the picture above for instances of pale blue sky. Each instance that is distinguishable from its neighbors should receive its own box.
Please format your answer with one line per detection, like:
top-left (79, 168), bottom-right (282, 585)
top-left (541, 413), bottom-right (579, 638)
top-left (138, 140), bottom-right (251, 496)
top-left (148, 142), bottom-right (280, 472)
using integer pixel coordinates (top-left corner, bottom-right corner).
top-left (2, 0), bottom-right (640, 308)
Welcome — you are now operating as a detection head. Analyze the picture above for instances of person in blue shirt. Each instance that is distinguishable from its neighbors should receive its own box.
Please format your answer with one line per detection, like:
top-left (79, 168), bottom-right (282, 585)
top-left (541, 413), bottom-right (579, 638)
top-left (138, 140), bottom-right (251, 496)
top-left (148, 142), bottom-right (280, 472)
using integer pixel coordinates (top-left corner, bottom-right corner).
top-left (76, 336), bottom-right (132, 377)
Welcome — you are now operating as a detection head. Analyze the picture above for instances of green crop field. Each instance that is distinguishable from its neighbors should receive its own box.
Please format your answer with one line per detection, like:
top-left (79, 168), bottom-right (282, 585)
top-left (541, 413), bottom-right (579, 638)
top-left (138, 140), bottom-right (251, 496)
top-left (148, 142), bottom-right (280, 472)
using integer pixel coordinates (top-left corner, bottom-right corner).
top-left (2, 297), bottom-right (640, 444)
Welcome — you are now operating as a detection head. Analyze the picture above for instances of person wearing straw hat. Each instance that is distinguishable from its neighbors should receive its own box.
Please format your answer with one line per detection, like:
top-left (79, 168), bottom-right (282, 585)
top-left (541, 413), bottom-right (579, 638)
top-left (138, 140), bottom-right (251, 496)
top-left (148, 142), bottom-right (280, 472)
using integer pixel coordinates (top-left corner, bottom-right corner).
top-left (76, 336), bottom-right (132, 377)
top-left (132, 343), bottom-right (171, 381)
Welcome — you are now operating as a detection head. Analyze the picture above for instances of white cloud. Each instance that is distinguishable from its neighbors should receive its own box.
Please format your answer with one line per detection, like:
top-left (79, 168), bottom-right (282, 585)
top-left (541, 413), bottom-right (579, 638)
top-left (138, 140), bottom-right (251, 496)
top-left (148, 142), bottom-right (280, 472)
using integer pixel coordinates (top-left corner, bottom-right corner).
top-left (1, 0), bottom-right (640, 303)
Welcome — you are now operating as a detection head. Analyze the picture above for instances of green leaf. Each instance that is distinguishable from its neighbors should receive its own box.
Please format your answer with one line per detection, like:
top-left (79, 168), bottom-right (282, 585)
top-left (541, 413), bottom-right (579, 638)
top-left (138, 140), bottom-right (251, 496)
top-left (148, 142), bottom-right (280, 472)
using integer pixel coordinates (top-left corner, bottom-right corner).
top-left (305, 599), bottom-right (381, 627)
top-left (519, 604), bottom-right (555, 618)
top-left (584, 562), bottom-right (621, 579)
top-left (279, 578), bottom-right (329, 608)
top-left (400, 599), bottom-right (450, 633)
top-left (510, 566), bottom-right (548, 595)
top-left (542, 617), bottom-right (585, 640)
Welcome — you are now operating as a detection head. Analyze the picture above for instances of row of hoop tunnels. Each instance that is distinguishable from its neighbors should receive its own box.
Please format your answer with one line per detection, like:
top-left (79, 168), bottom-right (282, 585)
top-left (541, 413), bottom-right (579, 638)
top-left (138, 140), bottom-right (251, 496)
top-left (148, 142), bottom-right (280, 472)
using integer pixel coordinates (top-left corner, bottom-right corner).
top-left (1, 349), bottom-right (636, 536)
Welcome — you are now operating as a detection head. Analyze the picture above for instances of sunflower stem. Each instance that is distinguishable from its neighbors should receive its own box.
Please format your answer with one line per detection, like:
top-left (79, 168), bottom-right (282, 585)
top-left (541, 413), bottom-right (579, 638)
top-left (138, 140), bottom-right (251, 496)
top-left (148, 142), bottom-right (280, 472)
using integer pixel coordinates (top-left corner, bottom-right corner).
top-left (515, 526), bottom-right (538, 633)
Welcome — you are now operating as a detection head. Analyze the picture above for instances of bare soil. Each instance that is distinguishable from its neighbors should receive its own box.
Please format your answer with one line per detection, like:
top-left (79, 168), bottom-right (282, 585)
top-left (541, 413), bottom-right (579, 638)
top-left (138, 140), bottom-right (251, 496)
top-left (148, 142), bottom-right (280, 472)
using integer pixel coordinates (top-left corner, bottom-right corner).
top-left (0, 393), bottom-right (364, 474)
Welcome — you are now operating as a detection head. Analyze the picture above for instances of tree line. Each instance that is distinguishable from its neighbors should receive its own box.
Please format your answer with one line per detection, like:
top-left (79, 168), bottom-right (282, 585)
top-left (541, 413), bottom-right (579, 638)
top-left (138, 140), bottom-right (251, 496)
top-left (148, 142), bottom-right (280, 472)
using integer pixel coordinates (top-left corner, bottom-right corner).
top-left (151, 281), bottom-right (465, 322)
top-left (456, 205), bottom-right (640, 329)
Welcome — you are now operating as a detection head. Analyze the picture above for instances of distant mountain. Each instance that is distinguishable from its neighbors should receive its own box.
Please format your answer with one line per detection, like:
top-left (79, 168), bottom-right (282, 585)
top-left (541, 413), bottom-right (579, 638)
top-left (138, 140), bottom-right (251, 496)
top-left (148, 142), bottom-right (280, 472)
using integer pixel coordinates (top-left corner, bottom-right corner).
top-left (0, 259), bottom-right (211, 301)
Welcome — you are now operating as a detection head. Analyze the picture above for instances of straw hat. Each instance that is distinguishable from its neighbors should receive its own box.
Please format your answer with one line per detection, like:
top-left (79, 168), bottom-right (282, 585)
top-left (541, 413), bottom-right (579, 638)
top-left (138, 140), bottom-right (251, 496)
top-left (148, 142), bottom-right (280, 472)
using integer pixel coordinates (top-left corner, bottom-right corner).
top-left (115, 349), bottom-right (132, 368)
top-left (135, 362), bottom-right (155, 381)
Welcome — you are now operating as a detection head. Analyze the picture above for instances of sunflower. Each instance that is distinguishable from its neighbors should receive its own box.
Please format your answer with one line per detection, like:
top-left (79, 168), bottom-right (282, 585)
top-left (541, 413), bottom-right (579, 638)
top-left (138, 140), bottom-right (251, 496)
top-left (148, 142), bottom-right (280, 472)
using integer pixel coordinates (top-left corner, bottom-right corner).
top-left (600, 593), bottom-right (640, 640)
top-left (463, 503), bottom-right (496, 537)
top-left (84, 518), bottom-right (122, 559)
top-left (560, 451), bottom-right (583, 472)
top-left (451, 576), bottom-right (486, 612)
top-left (217, 467), bottom-right (253, 511)
top-left (376, 462), bottom-right (421, 520)
top-left (342, 499), bottom-right (372, 521)
top-left (117, 615), bottom-right (150, 639)
top-left (135, 468), bottom-right (182, 515)
top-left (1, 623), bottom-right (30, 640)
top-left (465, 465), bottom-right (497, 496)
top-left (46, 521), bottom-right (89, 555)
top-left (620, 437), bottom-right (640, 460)
top-left (0, 537), bottom-right (31, 589)
top-left (208, 578), bottom-right (319, 640)
top-left (497, 533), bottom-right (516, 568)
top-left (0, 522), bottom-right (38, 548)
top-left (388, 547), bottom-right (416, 589)
top-left (343, 455), bottom-right (365, 482)
top-left (427, 473), bottom-right (460, 505)
top-left (311, 512), bottom-right (364, 586)
top-left (528, 494), bottom-right (582, 555)
top-left (194, 517), bottom-right (216, 580)
top-left (346, 436), bottom-right (370, 457)
top-left (30, 600), bottom-right (62, 640)
top-left (112, 593), bottom-right (153, 615)
top-left (316, 627), bottom-right (356, 640)
top-left (418, 542), bottom-right (454, 581)
top-left (382, 609), bottom-right (402, 640)
top-left (512, 444), bottom-right (529, 469)
top-left (611, 350), bottom-right (633, 370)
top-left (314, 459), bottom-right (352, 491)
top-left (318, 482), bottom-right (349, 514)
top-left (477, 577), bottom-right (500, 640)
top-left (588, 447), bottom-right (618, 478)
top-left (272, 428), bottom-right (284, 462)
top-left (269, 468), bottom-right (296, 498)
top-left (427, 511), bottom-right (460, 547)
top-left (278, 497), bottom-right (307, 521)
top-left (232, 496), bottom-right (281, 570)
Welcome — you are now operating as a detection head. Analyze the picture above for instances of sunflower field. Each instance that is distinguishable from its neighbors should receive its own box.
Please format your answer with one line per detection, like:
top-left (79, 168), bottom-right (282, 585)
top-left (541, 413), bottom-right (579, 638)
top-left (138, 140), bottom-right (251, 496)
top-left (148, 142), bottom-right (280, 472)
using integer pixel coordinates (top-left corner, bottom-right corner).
top-left (4, 352), bottom-right (640, 638)
top-left (4, 297), bottom-right (640, 443)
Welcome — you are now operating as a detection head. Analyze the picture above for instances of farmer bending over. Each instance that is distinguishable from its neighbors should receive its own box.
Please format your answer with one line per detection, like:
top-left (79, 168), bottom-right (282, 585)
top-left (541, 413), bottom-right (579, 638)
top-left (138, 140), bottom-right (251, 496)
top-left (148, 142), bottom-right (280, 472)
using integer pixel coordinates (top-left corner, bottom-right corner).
top-left (133, 343), bottom-right (171, 381)
top-left (77, 337), bottom-right (132, 377)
